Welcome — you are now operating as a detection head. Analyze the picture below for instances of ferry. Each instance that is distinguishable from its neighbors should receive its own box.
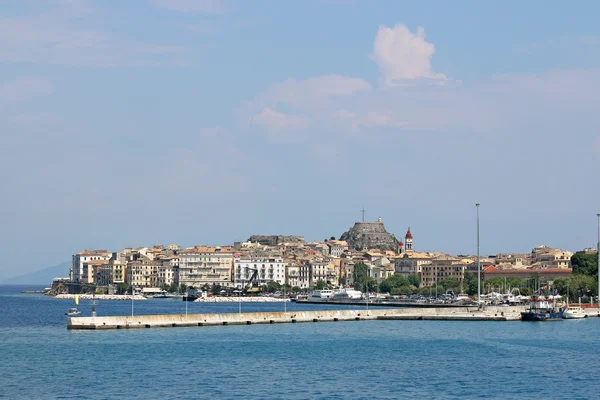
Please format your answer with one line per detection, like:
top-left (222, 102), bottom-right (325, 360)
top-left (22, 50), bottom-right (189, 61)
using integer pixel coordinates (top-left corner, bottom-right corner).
top-left (521, 295), bottom-right (565, 321)
top-left (332, 288), bottom-right (363, 301)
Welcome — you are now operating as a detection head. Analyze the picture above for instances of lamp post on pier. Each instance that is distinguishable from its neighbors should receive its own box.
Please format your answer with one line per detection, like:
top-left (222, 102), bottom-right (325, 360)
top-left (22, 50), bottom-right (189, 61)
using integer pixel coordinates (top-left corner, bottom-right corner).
top-left (597, 213), bottom-right (599, 310)
top-left (476, 203), bottom-right (481, 309)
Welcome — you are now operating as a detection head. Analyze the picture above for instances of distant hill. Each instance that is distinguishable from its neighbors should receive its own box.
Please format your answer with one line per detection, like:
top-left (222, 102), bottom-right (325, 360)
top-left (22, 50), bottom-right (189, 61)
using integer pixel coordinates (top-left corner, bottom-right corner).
top-left (2, 261), bottom-right (70, 285)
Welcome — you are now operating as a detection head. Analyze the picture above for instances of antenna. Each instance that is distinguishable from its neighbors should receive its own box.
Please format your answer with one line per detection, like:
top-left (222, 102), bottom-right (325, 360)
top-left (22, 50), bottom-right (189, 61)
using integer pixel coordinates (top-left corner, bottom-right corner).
top-left (361, 207), bottom-right (366, 222)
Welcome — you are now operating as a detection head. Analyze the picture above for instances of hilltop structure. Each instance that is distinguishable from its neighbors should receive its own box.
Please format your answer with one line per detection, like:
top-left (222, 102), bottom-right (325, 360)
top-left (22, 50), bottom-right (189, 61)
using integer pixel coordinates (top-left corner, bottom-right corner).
top-left (339, 217), bottom-right (400, 252)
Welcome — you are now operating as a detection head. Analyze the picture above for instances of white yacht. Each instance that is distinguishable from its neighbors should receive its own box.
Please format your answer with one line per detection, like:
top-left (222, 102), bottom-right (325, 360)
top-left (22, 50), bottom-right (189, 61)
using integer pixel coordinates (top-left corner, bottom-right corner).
top-left (563, 306), bottom-right (588, 319)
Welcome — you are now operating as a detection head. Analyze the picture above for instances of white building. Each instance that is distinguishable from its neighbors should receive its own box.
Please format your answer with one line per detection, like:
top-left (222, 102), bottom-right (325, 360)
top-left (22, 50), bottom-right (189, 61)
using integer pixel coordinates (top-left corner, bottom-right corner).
top-left (71, 250), bottom-right (111, 283)
top-left (233, 257), bottom-right (286, 288)
top-left (178, 246), bottom-right (234, 288)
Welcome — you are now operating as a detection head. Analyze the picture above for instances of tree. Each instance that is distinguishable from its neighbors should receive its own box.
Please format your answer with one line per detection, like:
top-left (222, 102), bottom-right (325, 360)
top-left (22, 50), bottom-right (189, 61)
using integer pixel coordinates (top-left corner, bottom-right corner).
top-left (315, 280), bottom-right (327, 290)
top-left (379, 275), bottom-right (410, 294)
top-left (265, 281), bottom-right (281, 293)
top-left (330, 236), bottom-right (335, 241)
top-left (352, 263), bottom-right (370, 292)
top-left (116, 282), bottom-right (129, 295)
top-left (179, 283), bottom-right (188, 294)
top-left (571, 253), bottom-right (598, 278)
top-left (407, 274), bottom-right (420, 288)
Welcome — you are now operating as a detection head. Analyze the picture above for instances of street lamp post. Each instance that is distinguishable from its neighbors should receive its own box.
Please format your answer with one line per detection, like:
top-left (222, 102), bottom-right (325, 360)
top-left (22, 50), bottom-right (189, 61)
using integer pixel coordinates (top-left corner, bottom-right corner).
top-left (597, 213), bottom-right (599, 309)
top-left (476, 203), bottom-right (481, 309)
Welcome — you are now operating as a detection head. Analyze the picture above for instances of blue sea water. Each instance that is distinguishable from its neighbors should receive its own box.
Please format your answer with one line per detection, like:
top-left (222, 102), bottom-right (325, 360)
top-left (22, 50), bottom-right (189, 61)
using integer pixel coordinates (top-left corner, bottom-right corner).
top-left (1, 285), bottom-right (599, 400)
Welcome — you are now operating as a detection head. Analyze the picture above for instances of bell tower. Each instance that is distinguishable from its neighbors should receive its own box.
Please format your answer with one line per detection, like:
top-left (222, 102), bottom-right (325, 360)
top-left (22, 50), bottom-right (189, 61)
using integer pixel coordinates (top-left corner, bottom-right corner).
top-left (405, 227), bottom-right (413, 252)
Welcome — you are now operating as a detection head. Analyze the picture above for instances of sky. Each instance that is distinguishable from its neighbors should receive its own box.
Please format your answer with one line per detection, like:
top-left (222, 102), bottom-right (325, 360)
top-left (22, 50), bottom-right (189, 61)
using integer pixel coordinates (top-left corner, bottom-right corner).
top-left (1, 0), bottom-right (600, 281)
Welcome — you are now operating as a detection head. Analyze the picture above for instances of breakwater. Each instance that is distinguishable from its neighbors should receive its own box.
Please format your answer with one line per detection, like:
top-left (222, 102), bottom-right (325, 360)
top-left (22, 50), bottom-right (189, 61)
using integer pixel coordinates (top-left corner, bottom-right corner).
top-left (194, 296), bottom-right (289, 303)
top-left (67, 306), bottom-right (526, 330)
top-left (55, 294), bottom-right (147, 301)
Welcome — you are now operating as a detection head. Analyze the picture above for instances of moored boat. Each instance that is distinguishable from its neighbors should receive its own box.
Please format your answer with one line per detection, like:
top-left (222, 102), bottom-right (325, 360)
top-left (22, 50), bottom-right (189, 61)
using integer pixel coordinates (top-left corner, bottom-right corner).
top-left (521, 295), bottom-right (565, 321)
top-left (308, 289), bottom-right (336, 302)
top-left (332, 288), bottom-right (362, 301)
top-left (563, 306), bottom-right (587, 319)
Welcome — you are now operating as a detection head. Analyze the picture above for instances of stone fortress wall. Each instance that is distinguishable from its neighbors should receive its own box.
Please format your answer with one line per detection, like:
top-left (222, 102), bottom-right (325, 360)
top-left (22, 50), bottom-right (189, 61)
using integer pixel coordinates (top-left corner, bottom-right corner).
top-left (339, 220), bottom-right (399, 251)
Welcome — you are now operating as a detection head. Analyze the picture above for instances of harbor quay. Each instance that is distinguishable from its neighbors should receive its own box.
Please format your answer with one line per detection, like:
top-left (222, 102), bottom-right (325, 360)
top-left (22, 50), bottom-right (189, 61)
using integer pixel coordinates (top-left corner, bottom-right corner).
top-left (66, 305), bottom-right (567, 330)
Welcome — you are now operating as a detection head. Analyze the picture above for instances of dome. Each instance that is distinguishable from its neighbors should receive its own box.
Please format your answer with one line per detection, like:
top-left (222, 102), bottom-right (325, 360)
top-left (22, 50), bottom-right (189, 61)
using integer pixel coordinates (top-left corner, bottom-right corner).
top-left (405, 228), bottom-right (413, 239)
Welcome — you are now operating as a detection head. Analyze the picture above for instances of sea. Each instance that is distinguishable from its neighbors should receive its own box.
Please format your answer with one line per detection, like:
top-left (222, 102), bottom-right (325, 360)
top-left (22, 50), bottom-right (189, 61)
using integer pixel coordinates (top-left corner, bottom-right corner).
top-left (1, 285), bottom-right (599, 400)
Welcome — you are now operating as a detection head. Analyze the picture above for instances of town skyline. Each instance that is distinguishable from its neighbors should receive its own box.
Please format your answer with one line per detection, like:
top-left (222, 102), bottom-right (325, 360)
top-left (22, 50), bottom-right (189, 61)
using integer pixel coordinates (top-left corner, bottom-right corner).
top-left (2, 1), bottom-right (600, 281)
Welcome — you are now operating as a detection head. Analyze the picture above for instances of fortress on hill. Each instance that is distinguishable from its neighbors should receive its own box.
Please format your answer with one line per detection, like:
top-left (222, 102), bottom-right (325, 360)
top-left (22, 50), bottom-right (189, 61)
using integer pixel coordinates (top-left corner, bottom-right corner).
top-left (339, 216), bottom-right (408, 252)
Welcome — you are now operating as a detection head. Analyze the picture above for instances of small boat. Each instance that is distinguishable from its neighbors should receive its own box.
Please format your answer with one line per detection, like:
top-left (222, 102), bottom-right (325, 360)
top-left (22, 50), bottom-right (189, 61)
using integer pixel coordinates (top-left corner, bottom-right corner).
top-left (521, 295), bottom-right (565, 321)
top-left (65, 294), bottom-right (81, 316)
top-left (65, 307), bottom-right (80, 316)
top-left (183, 288), bottom-right (202, 302)
top-left (563, 306), bottom-right (587, 319)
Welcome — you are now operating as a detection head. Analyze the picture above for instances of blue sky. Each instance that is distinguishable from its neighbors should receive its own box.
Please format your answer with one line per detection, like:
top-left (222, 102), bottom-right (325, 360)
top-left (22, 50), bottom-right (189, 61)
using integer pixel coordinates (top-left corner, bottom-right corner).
top-left (1, 0), bottom-right (600, 280)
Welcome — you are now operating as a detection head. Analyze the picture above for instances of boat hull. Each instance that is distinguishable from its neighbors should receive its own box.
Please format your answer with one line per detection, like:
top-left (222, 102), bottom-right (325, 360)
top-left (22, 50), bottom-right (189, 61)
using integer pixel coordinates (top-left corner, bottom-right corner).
top-left (521, 311), bottom-right (564, 321)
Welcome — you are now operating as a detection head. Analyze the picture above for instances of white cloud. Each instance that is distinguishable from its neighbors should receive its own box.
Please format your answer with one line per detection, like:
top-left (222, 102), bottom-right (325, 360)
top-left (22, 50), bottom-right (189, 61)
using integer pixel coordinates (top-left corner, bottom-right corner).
top-left (370, 24), bottom-right (446, 86)
top-left (251, 108), bottom-right (310, 133)
top-left (0, 4), bottom-right (187, 67)
top-left (0, 77), bottom-right (53, 103)
top-left (151, 0), bottom-right (230, 13)
top-left (253, 74), bottom-right (372, 109)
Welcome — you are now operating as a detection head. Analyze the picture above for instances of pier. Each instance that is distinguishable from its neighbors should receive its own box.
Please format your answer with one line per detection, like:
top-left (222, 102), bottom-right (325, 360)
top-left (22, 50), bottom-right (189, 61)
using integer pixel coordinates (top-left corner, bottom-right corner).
top-left (67, 306), bottom-right (531, 330)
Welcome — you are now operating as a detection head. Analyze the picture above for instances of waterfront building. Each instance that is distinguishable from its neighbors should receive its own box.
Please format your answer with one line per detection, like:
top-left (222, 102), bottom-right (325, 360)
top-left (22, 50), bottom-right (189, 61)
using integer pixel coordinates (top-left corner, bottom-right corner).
top-left (286, 263), bottom-right (300, 288)
top-left (421, 254), bottom-right (466, 287)
top-left (81, 260), bottom-right (104, 284)
top-left (71, 250), bottom-right (111, 283)
top-left (178, 246), bottom-right (234, 288)
top-left (98, 260), bottom-right (126, 286)
top-left (393, 252), bottom-right (433, 279)
top-left (309, 259), bottom-right (337, 286)
top-left (233, 257), bottom-right (286, 288)
top-left (126, 259), bottom-right (161, 287)
top-left (158, 263), bottom-right (178, 287)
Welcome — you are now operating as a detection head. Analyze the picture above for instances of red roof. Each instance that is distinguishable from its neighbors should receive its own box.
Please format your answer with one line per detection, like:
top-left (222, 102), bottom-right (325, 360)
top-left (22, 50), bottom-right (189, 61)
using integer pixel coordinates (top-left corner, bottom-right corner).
top-left (405, 228), bottom-right (413, 239)
top-left (398, 241), bottom-right (404, 246)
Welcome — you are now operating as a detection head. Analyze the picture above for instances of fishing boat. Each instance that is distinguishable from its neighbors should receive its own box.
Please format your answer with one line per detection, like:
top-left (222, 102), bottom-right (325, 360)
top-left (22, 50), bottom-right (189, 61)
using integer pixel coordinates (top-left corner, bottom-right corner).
top-left (65, 294), bottom-right (81, 315)
top-left (521, 295), bottom-right (565, 321)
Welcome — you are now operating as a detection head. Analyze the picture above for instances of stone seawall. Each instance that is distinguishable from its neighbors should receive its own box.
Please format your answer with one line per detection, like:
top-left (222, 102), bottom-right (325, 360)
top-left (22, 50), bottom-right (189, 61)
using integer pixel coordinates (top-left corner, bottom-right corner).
top-left (67, 306), bottom-right (525, 330)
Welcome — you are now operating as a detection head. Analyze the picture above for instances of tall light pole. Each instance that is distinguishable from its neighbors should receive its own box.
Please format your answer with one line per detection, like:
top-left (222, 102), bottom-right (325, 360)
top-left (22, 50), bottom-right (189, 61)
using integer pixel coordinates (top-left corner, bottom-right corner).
top-left (597, 213), bottom-right (599, 309)
top-left (476, 203), bottom-right (481, 308)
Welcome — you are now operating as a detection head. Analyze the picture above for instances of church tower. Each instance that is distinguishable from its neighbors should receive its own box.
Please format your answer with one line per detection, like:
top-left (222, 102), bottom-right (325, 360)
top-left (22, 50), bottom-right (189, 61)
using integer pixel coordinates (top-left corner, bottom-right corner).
top-left (398, 239), bottom-right (405, 254)
top-left (405, 227), bottom-right (413, 252)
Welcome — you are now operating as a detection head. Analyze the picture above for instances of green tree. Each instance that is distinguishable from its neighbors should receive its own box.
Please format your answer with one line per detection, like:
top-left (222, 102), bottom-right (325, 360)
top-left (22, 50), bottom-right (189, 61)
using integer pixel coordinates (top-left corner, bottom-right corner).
top-left (179, 283), bottom-right (188, 294)
top-left (379, 275), bottom-right (410, 294)
top-left (407, 274), bottom-right (420, 288)
top-left (352, 263), bottom-right (369, 292)
top-left (315, 280), bottom-right (327, 290)
top-left (291, 286), bottom-right (301, 293)
top-left (116, 282), bottom-right (129, 295)
top-left (571, 253), bottom-right (598, 277)
top-left (265, 281), bottom-right (281, 293)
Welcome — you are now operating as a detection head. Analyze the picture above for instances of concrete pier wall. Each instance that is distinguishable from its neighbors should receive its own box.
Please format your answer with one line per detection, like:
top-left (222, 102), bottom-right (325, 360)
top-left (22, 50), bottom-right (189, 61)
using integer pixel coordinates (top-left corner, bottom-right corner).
top-left (67, 306), bottom-right (526, 330)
